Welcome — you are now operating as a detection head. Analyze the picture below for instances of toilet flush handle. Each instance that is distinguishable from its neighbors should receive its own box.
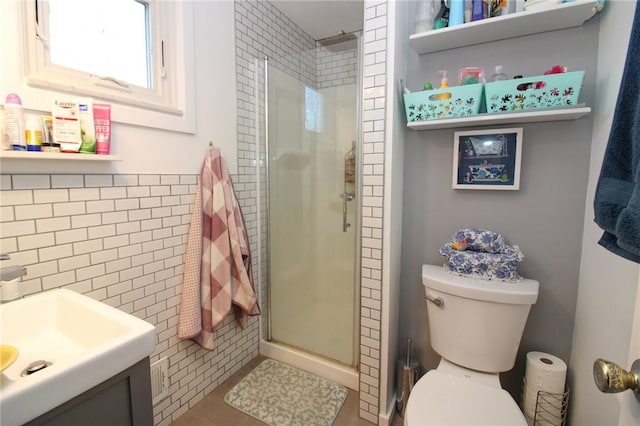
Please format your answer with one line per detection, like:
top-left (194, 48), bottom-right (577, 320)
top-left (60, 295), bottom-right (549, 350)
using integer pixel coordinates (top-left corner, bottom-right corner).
top-left (425, 294), bottom-right (444, 307)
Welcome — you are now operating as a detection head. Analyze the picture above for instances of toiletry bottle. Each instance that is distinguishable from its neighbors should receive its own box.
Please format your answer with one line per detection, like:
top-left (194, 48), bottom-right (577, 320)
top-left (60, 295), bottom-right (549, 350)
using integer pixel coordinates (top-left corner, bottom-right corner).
top-left (94, 103), bottom-right (111, 155)
top-left (0, 107), bottom-right (6, 150)
top-left (448, 0), bottom-right (465, 26)
top-left (424, 82), bottom-right (434, 90)
top-left (464, 0), bottom-right (473, 22)
top-left (472, 0), bottom-right (484, 20)
top-left (490, 65), bottom-right (508, 81)
top-left (24, 114), bottom-right (42, 151)
top-left (4, 93), bottom-right (26, 151)
top-left (438, 71), bottom-right (452, 100)
top-left (433, 0), bottom-right (450, 29)
top-left (414, 0), bottom-right (436, 34)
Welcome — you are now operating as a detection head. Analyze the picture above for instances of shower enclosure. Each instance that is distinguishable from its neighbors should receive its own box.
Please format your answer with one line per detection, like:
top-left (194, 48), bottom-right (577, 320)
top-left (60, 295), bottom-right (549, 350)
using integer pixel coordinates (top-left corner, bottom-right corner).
top-left (261, 35), bottom-right (361, 371)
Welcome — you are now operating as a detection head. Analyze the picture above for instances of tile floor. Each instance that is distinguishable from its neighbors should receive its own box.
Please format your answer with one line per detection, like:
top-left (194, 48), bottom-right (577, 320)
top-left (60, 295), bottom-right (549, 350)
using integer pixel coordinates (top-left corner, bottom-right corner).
top-left (170, 355), bottom-right (403, 426)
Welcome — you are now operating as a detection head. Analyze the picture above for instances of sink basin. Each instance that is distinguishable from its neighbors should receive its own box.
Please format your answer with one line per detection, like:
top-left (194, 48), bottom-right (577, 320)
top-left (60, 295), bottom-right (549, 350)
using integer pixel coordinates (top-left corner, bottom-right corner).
top-left (0, 289), bottom-right (156, 426)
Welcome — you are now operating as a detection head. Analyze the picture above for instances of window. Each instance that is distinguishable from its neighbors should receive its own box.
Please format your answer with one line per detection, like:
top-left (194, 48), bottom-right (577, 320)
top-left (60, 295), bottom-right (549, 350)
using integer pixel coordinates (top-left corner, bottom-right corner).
top-left (48, 0), bottom-right (151, 89)
top-left (305, 86), bottom-right (324, 133)
top-left (5, 0), bottom-right (195, 133)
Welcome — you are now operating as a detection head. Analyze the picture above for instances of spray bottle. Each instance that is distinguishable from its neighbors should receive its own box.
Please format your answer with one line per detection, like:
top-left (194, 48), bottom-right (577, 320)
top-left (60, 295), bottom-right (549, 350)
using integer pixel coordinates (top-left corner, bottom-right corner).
top-left (438, 71), bottom-right (452, 100)
top-left (3, 94), bottom-right (26, 151)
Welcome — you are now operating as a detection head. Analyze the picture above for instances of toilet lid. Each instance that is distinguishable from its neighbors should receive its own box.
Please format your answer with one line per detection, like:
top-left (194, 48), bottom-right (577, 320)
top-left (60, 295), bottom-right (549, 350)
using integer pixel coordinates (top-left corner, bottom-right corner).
top-left (405, 370), bottom-right (527, 426)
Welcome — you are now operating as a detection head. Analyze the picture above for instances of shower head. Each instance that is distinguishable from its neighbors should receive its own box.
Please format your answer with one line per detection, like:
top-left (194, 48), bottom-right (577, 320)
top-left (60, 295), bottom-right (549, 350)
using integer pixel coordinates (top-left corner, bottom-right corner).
top-left (317, 31), bottom-right (358, 51)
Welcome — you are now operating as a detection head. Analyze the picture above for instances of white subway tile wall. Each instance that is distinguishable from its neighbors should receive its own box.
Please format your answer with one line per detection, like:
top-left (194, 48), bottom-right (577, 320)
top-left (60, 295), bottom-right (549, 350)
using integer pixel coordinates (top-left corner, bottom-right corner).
top-left (0, 173), bottom-right (260, 425)
top-left (316, 45), bottom-right (359, 89)
top-left (359, 0), bottom-right (388, 422)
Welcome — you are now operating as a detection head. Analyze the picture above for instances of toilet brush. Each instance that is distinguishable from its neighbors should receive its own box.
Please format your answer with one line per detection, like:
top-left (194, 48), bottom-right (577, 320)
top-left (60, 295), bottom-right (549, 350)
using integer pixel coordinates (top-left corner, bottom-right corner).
top-left (397, 338), bottom-right (419, 417)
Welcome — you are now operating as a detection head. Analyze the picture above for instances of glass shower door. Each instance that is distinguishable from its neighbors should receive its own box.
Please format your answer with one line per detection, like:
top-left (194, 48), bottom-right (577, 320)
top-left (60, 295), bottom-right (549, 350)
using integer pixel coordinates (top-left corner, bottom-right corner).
top-left (267, 61), bottom-right (358, 366)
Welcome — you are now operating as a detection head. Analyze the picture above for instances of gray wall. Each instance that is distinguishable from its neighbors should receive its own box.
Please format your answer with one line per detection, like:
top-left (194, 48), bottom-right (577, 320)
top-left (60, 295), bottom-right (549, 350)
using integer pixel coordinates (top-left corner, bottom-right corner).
top-left (399, 20), bottom-right (600, 399)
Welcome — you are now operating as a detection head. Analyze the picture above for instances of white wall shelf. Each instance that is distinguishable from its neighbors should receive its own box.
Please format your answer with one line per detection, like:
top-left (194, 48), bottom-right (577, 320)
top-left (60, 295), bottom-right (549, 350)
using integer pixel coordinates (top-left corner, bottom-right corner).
top-left (409, 0), bottom-right (601, 54)
top-left (407, 106), bottom-right (591, 130)
top-left (0, 151), bottom-right (122, 161)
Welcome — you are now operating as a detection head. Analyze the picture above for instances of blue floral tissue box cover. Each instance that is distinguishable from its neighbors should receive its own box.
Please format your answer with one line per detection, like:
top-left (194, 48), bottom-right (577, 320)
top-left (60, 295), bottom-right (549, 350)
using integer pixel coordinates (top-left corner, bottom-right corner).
top-left (439, 228), bottom-right (523, 282)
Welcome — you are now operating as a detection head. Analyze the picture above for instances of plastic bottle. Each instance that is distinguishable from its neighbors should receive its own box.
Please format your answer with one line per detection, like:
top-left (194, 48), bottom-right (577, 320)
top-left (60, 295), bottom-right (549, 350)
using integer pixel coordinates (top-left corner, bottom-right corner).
top-left (490, 65), bottom-right (509, 81)
top-left (414, 0), bottom-right (436, 34)
top-left (438, 71), bottom-right (452, 100)
top-left (464, 0), bottom-right (473, 22)
top-left (3, 93), bottom-right (26, 151)
top-left (433, 0), bottom-right (450, 29)
top-left (471, 0), bottom-right (484, 21)
top-left (448, 0), bottom-right (465, 26)
top-left (25, 114), bottom-right (43, 151)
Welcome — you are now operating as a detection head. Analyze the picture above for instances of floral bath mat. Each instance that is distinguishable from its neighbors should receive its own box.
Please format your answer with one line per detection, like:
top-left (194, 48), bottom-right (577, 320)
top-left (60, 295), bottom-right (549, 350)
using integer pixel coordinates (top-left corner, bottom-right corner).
top-left (224, 359), bottom-right (348, 426)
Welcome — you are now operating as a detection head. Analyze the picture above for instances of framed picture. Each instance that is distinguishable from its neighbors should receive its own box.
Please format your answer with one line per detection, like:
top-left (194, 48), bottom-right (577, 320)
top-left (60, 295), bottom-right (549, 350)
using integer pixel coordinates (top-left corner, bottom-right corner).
top-left (452, 128), bottom-right (523, 190)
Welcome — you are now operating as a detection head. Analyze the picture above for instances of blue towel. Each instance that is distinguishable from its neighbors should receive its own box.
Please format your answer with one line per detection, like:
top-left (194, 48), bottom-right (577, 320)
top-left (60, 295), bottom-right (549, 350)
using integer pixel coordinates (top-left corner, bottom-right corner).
top-left (594, 1), bottom-right (640, 263)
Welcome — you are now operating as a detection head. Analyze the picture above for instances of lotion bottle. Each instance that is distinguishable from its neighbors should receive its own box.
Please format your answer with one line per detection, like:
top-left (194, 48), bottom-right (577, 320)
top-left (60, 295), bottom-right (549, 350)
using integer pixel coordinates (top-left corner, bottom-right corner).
top-left (25, 114), bottom-right (42, 151)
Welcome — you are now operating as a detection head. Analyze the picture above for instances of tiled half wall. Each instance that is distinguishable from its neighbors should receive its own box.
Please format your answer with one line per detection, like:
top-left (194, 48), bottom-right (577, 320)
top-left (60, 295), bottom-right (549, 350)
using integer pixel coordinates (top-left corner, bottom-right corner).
top-left (0, 173), bottom-right (260, 425)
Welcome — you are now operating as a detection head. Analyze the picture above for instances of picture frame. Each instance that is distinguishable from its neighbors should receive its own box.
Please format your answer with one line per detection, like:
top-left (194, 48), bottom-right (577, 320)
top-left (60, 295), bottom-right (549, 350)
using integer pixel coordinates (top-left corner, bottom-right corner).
top-left (452, 127), bottom-right (523, 190)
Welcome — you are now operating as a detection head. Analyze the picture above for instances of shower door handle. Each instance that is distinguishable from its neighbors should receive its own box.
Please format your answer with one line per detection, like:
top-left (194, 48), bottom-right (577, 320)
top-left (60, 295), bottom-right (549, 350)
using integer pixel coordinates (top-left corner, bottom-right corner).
top-left (340, 192), bottom-right (354, 232)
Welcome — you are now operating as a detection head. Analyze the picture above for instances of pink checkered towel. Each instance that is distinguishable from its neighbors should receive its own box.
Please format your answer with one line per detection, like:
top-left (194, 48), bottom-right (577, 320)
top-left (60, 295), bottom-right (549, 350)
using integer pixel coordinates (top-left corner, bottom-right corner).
top-left (178, 147), bottom-right (260, 350)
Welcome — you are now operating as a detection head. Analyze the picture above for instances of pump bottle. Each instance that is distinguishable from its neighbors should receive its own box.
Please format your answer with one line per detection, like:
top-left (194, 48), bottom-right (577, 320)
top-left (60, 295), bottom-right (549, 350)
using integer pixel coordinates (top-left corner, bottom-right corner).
top-left (438, 71), bottom-right (452, 100)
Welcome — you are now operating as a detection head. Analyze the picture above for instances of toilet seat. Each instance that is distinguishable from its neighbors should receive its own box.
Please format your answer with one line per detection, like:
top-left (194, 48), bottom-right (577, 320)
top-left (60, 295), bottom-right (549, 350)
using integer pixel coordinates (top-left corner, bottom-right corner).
top-left (404, 369), bottom-right (527, 426)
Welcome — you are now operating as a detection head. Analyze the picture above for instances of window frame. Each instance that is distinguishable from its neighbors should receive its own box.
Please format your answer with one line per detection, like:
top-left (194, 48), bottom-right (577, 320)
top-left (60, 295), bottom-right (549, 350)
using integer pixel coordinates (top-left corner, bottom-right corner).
top-left (4, 0), bottom-right (195, 134)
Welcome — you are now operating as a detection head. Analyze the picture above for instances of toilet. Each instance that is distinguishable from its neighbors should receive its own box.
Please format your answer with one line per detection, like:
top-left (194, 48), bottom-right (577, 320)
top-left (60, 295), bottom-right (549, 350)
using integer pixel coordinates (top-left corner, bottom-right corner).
top-left (404, 264), bottom-right (539, 426)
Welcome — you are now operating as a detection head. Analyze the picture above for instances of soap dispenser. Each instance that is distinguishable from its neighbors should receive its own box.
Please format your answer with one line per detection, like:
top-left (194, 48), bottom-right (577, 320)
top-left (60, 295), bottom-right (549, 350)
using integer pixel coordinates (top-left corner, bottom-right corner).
top-left (438, 70), bottom-right (452, 100)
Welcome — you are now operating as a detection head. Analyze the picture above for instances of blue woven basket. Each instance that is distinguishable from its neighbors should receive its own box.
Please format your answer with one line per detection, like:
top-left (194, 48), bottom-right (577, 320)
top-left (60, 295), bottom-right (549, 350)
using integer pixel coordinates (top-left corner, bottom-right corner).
top-left (403, 83), bottom-right (484, 122)
top-left (484, 71), bottom-right (584, 113)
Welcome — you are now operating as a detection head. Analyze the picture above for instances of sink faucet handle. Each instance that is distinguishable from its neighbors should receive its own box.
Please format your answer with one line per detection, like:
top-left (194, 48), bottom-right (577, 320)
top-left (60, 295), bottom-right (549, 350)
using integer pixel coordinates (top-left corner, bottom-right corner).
top-left (0, 253), bottom-right (10, 261)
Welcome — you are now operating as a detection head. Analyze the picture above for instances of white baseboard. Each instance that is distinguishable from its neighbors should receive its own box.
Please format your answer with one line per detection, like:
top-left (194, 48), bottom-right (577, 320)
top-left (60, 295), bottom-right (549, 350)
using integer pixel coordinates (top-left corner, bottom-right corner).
top-left (379, 392), bottom-right (398, 426)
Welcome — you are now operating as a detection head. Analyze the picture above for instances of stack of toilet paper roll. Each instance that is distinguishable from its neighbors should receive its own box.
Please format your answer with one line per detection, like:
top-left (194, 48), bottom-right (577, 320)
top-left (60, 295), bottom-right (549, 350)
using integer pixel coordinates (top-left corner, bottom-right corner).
top-left (522, 351), bottom-right (567, 424)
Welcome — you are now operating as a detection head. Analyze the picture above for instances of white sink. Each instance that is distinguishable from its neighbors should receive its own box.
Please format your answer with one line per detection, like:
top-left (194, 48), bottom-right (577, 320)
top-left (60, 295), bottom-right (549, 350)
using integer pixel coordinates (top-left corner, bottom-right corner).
top-left (0, 288), bottom-right (156, 426)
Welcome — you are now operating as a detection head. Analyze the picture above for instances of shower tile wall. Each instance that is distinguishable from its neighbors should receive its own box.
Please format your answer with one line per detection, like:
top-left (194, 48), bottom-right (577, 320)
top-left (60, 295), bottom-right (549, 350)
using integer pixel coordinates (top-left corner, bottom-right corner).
top-left (359, 0), bottom-right (388, 422)
top-left (0, 173), bottom-right (260, 426)
top-left (316, 44), bottom-right (359, 89)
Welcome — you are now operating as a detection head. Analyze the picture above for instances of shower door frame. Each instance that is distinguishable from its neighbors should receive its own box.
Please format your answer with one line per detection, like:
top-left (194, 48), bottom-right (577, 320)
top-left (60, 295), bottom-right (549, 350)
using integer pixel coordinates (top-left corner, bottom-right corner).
top-left (262, 40), bottom-right (363, 368)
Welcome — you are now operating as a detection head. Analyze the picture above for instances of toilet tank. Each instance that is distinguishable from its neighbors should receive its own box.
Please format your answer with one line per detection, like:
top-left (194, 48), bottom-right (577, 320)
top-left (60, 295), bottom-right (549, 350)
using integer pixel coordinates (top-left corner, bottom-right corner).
top-left (422, 264), bottom-right (539, 373)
